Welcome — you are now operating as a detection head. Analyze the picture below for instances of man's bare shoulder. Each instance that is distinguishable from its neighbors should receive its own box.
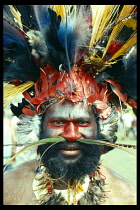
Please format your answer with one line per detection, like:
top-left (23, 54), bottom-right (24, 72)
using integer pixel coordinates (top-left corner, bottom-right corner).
top-left (3, 161), bottom-right (136, 205)
top-left (100, 165), bottom-right (137, 205)
top-left (3, 159), bottom-right (39, 205)
top-left (4, 159), bottom-right (38, 180)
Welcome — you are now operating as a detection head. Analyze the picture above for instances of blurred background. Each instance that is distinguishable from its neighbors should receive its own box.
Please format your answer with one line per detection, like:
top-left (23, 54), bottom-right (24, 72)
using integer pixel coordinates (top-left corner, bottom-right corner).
top-left (101, 105), bottom-right (137, 186)
top-left (3, 102), bottom-right (136, 186)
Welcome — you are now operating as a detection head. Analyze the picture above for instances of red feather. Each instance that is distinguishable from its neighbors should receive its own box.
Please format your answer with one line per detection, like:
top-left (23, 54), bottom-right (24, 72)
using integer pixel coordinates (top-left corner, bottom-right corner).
top-left (105, 79), bottom-right (127, 102)
top-left (22, 91), bottom-right (32, 102)
top-left (22, 105), bottom-right (37, 115)
top-left (87, 92), bottom-right (99, 103)
top-left (127, 98), bottom-right (137, 109)
top-left (102, 40), bottom-right (124, 62)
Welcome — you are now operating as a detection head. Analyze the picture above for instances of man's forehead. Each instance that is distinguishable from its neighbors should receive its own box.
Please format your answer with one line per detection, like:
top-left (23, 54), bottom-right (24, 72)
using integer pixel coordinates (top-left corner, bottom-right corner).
top-left (45, 101), bottom-right (95, 120)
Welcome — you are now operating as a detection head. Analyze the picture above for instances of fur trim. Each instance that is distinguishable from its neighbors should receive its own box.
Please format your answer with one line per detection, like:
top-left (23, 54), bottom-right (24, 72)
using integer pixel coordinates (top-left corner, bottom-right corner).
top-left (17, 114), bottom-right (41, 154)
top-left (99, 107), bottom-right (119, 143)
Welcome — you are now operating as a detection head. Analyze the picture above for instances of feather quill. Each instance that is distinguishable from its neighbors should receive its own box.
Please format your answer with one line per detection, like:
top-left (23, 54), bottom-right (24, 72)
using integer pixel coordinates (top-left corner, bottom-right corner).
top-left (3, 136), bottom-right (136, 171)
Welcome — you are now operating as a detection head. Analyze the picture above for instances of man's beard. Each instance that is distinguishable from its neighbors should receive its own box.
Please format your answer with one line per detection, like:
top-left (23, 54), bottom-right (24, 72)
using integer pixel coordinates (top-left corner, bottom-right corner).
top-left (38, 140), bottom-right (102, 180)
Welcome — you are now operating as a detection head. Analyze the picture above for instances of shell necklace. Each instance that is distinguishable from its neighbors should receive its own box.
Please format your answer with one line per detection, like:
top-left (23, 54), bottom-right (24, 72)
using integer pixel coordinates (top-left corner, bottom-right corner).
top-left (32, 164), bottom-right (106, 205)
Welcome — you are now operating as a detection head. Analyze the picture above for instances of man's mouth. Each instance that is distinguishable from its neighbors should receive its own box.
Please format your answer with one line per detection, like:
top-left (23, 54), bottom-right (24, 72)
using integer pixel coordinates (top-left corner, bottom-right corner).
top-left (60, 149), bottom-right (81, 155)
top-left (59, 144), bottom-right (82, 163)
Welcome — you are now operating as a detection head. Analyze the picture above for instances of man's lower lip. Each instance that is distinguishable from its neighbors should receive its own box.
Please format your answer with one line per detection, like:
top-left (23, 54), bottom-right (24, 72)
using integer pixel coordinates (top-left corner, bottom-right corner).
top-left (59, 149), bottom-right (82, 164)
top-left (60, 149), bottom-right (81, 156)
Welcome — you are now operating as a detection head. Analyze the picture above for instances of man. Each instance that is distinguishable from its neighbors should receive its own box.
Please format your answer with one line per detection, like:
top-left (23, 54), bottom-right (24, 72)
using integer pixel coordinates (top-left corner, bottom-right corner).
top-left (4, 100), bottom-right (136, 205)
top-left (3, 5), bottom-right (137, 205)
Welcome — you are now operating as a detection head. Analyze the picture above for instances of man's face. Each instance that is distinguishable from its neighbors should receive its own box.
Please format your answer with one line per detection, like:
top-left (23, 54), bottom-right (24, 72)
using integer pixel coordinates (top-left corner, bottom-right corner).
top-left (39, 100), bottom-right (102, 180)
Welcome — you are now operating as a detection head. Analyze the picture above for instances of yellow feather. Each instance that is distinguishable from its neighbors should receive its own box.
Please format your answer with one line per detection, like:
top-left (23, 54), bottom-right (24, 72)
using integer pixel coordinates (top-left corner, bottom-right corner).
top-left (3, 81), bottom-right (34, 107)
top-left (50, 5), bottom-right (66, 19)
top-left (89, 5), bottom-right (120, 48)
top-left (109, 33), bottom-right (137, 61)
top-left (102, 5), bottom-right (136, 58)
top-left (8, 5), bottom-right (23, 29)
top-left (50, 5), bottom-right (75, 19)
top-left (125, 18), bottom-right (137, 30)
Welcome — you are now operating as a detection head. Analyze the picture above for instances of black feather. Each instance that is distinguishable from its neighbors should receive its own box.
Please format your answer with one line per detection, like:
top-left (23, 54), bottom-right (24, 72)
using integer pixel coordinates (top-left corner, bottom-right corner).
top-left (3, 20), bottom-right (40, 83)
top-left (103, 49), bottom-right (137, 102)
top-left (43, 9), bottom-right (69, 70)
top-left (10, 99), bottom-right (29, 117)
top-left (15, 5), bottom-right (38, 31)
top-left (33, 6), bottom-right (81, 71)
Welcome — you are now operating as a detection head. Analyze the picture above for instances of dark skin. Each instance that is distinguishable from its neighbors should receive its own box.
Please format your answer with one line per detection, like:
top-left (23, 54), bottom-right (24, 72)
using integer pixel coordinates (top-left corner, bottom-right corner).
top-left (39, 100), bottom-right (102, 181)
top-left (41, 100), bottom-right (98, 141)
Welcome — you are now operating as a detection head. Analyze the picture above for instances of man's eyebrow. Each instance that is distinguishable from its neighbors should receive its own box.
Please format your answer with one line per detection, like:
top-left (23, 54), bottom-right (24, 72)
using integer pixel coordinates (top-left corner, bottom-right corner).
top-left (75, 117), bottom-right (91, 121)
top-left (49, 117), bottom-right (91, 121)
top-left (50, 116), bottom-right (91, 121)
top-left (50, 117), bottom-right (65, 121)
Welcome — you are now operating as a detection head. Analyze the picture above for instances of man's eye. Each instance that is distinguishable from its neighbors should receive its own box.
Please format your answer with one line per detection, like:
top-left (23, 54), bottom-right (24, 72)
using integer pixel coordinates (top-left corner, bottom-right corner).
top-left (53, 121), bottom-right (65, 125)
top-left (77, 121), bottom-right (89, 125)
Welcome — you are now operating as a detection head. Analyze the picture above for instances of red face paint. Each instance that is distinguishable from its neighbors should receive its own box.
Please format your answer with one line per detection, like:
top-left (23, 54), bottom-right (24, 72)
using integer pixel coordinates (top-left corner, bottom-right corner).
top-left (42, 101), bottom-right (98, 141)
top-left (61, 122), bottom-right (82, 141)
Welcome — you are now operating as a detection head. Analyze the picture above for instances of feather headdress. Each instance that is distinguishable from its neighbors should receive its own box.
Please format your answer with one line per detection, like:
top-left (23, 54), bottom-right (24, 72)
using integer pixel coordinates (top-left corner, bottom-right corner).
top-left (3, 5), bottom-right (137, 151)
top-left (3, 5), bottom-right (137, 113)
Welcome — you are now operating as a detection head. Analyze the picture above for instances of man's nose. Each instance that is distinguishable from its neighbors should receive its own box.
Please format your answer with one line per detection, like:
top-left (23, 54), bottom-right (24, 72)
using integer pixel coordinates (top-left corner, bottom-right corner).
top-left (61, 122), bottom-right (82, 141)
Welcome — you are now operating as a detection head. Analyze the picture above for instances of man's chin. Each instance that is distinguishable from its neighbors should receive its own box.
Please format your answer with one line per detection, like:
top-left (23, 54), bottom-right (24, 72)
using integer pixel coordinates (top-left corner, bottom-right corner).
top-left (39, 142), bottom-right (102, 180)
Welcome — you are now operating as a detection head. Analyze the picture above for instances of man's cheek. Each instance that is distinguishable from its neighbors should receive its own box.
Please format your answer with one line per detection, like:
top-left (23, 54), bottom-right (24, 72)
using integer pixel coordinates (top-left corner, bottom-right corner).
top-left (45, 127), bottom-right (63, 138)
top-left (79, 127), bottom-right (97, 138)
